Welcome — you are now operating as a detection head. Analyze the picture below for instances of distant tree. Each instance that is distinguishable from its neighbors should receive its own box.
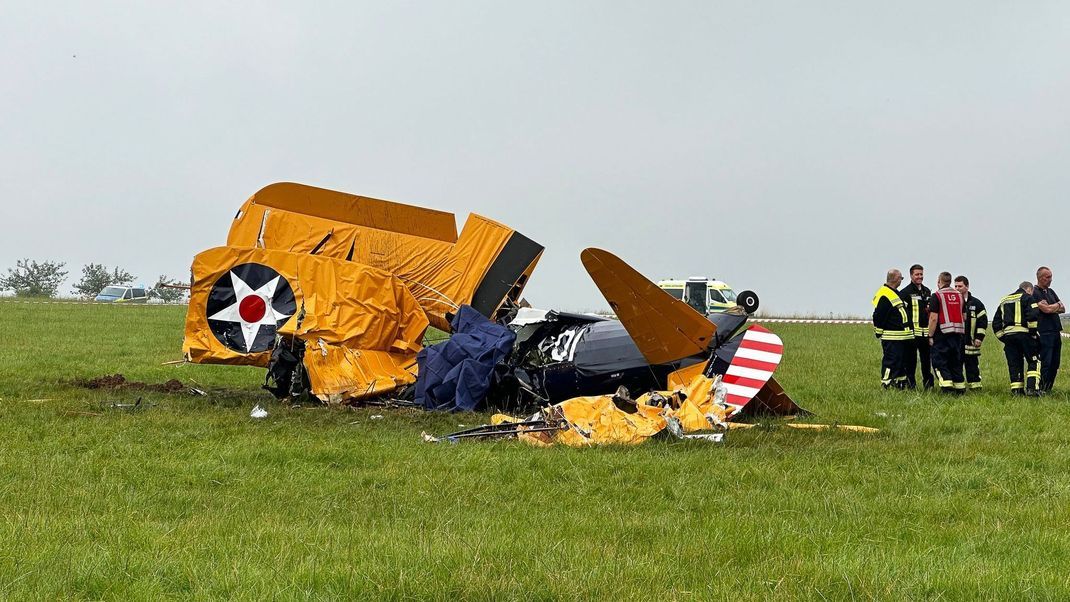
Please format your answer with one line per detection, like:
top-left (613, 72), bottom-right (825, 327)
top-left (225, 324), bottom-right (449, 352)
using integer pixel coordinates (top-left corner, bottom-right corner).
top-left (150, 275), bottom-right (187, 303)
top-left (0, 259), bottom-right (68, 298)
top-left (71, 263), bottom-right (135, 298)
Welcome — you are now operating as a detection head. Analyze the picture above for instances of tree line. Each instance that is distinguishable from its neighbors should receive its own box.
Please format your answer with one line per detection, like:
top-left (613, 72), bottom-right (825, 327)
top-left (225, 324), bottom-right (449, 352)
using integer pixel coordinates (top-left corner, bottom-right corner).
top-left (0, 259), bottom-right (186, 302)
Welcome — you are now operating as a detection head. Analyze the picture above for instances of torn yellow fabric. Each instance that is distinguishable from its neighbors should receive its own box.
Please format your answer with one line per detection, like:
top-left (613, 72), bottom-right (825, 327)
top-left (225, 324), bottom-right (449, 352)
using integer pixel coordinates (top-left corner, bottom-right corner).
top-left (183, 247), bottom-right (428, 405)
top-left (224, 183), bottom-right (541, 332)
top-left (303, 343), bottom-right (418, 403)
top-left (552, 396), bottom-right (667, 447)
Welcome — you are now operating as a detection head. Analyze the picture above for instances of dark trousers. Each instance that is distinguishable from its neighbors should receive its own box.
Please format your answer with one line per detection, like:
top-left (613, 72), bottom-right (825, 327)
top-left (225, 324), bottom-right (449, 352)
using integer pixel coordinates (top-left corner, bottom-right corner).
top-left (1002, 333), bottom-right (1040, 393)
top-left (880, 340), bottom-right (909, 388)
top-left (1038, 331), bottom-right (1062, 391)
top-left (902, 336), bottom-right (933, 389)
top-left (931, 333), bottom-right (964, 391)
top-left (963, 352), bottom-right (981, 388)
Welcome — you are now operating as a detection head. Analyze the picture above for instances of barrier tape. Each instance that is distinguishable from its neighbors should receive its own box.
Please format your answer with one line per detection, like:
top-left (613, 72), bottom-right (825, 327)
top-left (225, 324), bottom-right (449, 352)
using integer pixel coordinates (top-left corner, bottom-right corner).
top-left (755, 318), bottom-right (869, 324)
top-left (5, 301), bottom-right (1068, 338)
top-left (0, 300), bottom-right (187, 306)
top-left (754, 317), bottom-right (1070, 339)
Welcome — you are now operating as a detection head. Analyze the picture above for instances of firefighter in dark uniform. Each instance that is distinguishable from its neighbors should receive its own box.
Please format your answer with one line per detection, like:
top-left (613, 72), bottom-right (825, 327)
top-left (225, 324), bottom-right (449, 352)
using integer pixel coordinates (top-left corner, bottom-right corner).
top-left (927, 271), bottom-right (966, 394)
top-left (954, 275), bottom-right (987, 389)
top-left (900, 264), bottom-right (933, 389)
top-left (992, 281), bottom-right (1041, 395)
top-left (872, 269), bottom-right (912, 389)
top-left (1032, 266), bottom-right (1065, 392)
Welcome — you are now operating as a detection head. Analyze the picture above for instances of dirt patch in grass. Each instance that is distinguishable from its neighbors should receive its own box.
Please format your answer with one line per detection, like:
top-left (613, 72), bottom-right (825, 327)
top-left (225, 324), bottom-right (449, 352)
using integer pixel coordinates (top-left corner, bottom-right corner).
top-left (72, 373), bottom-right (186, 393)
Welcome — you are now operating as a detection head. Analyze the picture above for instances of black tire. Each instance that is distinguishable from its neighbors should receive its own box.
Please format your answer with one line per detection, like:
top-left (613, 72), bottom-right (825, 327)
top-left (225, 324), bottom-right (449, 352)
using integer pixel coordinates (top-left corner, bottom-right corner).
top-left (737, 290), bottom-right (760, 314)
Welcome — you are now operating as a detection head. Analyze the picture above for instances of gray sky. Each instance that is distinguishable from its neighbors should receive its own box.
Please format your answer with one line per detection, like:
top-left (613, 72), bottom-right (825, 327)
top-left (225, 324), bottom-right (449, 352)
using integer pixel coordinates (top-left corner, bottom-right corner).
top-left (3, 1), bottom-right (1069, 316)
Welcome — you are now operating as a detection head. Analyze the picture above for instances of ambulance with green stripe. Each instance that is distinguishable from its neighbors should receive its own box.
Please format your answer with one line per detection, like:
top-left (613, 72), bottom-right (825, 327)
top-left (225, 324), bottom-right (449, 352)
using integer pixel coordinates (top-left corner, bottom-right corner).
top-left (657, 277), bottom-right (757, 315)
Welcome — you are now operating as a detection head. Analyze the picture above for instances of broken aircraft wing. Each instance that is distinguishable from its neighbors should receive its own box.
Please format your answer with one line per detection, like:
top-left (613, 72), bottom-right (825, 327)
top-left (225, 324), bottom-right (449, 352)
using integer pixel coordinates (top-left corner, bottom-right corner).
top-left (225, 182), bottom-right (543, 331)
top-left (182, 182), bottom-right (543, 403)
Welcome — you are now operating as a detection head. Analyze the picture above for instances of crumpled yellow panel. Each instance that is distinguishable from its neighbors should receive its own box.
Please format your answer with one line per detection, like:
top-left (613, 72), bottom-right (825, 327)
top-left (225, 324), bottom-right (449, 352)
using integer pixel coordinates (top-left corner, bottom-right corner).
top-left (666, 362), bottom-right (705, 391)
top-left (229, 182), bottom-right (459, 243)
top-left (233, 204), bottom-right (362, 259)
top-left (499, 375), bottom-right (731, 447)
top-left (183, 246), bottom-right (428, 373)
top-left (228, 204), bottom-right (457, 320)
top-left (552, 396), bottom-right (667, 447)
top-left (302, 342), bottom-right (418, 403)
top-left (674, 375), bottom-right (730, 425)
top-left (225, 183), bottom-right (539, 332)
top-left (673, 399), bottom-right (714, 432)
top-left (496, 375), bottom-right (875, 447)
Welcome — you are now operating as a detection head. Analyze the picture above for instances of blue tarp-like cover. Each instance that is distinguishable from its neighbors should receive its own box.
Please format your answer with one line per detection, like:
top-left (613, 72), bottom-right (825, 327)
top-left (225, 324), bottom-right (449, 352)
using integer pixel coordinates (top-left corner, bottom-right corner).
top-left (415, 305), bottom-right (516, 411)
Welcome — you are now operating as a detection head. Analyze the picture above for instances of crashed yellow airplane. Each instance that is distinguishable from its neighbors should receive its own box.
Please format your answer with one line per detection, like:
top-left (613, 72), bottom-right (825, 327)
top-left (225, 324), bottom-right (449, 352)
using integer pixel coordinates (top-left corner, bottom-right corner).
top-left (183, 182), bottom-right (542, 402)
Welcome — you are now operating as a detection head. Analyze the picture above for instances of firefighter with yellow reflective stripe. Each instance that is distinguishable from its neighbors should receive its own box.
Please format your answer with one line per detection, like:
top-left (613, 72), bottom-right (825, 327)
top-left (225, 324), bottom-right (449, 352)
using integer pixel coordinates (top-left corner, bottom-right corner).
top-left (992, 281), bottom-right (1042, 396)
top-left (872, 269), bottom-right (912, 389)
top-left (926, 271), bottom-right (967, 394)
top-left (954, 275), bottom-right (987, 389)
top-left (900, 264), bottom-right (934, 390)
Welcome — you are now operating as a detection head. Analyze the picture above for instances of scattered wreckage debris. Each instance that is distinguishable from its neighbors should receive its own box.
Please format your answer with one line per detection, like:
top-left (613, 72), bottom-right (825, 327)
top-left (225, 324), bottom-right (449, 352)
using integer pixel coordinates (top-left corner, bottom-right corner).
top-left (104, 397), bottom-right (156, 412)
top-left (426, 376), bottom-right (877, 447)
top-left (182, 182), bottom-right (543, 405)
top-left (177, 182), bottom-right (789, 413)
top-left (427, 375), bottom-right (733, 447)
top-left (177, 182), bottom-right (872, 436)
top-left (423, 417), bottom-right (570, 443)
top-left (355, 398), bottom-right (421, 409)
top-left (409, 248), bottom-right (804, 419)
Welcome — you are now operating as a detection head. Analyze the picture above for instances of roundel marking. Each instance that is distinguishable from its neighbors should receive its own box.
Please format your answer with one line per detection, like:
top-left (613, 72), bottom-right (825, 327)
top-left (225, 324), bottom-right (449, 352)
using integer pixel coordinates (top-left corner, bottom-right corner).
top-left (205, 263), bottom-right (296, 353)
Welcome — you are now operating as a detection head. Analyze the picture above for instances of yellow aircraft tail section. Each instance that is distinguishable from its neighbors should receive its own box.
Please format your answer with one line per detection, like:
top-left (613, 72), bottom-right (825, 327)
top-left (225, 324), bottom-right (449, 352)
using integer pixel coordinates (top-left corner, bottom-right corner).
top-left (581, 248), bottom-right (716, 365)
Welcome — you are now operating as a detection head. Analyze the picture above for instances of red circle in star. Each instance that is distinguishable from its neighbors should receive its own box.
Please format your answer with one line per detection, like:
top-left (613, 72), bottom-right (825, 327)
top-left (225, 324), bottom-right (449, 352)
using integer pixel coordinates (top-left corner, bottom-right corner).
top-left (239, 295), bottom-right (267, 322)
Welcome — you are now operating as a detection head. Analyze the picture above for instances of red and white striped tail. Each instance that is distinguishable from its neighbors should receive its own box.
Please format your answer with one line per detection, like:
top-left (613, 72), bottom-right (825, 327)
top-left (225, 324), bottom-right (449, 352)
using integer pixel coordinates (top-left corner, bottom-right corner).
top-left (722, 325), bottom-right (784, 415)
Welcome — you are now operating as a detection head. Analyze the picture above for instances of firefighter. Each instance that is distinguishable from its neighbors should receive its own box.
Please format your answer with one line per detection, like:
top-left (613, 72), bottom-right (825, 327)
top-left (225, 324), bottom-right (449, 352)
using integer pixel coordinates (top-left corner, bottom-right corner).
top-left (992, 281), bottom-right (1042, 396)
top-left (927, 271), bottom-right (966, 394)
top-left (954, 275), bottom-right (987, 389)
top-left (1032, 266), bottom-right (1065, 392)
top-left (872, 269), bottom-right (912, 389)
top-left (900, 264), bottom-right (933, 390)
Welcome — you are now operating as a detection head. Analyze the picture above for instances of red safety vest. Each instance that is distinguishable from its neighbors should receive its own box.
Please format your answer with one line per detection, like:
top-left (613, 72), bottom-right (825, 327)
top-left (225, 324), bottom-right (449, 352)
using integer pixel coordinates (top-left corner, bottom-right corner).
top-left (934, 288), bottom-right (965, 334)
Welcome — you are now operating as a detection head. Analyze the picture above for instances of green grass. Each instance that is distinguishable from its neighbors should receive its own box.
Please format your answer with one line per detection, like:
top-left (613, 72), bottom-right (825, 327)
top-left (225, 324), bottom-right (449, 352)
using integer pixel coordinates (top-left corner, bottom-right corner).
top-left (1, 299), bottom-right (1070, 599)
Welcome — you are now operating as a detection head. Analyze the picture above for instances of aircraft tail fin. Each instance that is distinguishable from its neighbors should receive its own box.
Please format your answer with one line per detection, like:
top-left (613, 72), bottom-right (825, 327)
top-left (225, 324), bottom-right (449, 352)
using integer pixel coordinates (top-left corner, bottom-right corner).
top-left (580, 248), bottom-right (715, 365)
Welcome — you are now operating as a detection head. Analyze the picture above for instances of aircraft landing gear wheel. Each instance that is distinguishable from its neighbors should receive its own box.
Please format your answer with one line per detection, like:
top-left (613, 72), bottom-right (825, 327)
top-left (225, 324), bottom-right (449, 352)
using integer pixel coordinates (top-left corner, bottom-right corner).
top-left (737, 290), bottom-right (759, 314)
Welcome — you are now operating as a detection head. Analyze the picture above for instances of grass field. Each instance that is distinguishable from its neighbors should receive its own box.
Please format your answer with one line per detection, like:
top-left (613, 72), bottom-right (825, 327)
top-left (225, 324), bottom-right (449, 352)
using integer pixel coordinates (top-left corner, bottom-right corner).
top-left (2, 299), bottom-right (1070, 599)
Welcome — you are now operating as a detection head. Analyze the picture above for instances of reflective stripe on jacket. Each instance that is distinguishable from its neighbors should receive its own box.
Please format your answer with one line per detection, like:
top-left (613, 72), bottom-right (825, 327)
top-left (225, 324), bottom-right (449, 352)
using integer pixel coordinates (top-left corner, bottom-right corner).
top-left (873, 285), bottom-right (913, 341)
top-left (992, 290), bottom-right (1039, 339)
top-left (900, 283), bottom-right (931, 337)
top-left (933, 288), bottom-right (966, 335)
top-left (964, 295), bottom-right (988, 354)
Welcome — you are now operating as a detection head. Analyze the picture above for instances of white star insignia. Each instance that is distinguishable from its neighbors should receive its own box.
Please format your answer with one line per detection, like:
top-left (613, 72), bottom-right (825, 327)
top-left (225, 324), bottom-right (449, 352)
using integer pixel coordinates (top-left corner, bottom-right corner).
top-left (208, 270), bottom-right (293, 352)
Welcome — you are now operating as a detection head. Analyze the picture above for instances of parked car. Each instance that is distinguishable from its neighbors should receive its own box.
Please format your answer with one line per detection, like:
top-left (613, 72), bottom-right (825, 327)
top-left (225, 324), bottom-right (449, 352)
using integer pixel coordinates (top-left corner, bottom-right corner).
top-left (95, 285), bottom-right (149, 303)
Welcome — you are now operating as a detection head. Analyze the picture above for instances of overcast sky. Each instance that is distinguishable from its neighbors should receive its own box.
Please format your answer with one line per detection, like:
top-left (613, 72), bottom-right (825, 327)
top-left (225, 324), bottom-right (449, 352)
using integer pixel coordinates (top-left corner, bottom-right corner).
top-left (2, 1), bottom-right (1069, 315)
